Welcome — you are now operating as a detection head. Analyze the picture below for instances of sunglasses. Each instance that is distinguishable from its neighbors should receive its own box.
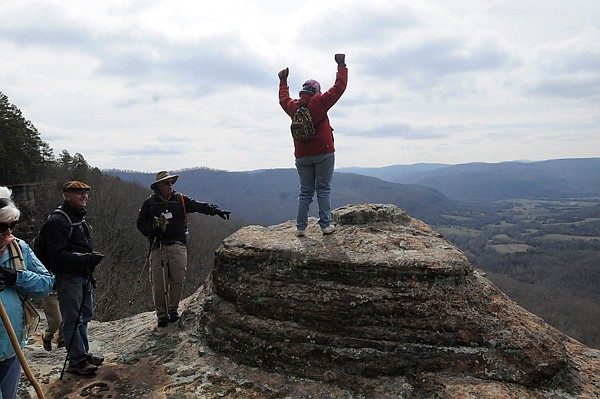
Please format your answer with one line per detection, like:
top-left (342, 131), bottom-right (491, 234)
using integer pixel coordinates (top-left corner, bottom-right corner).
top-left (0, 220), bottom-right (18, 233)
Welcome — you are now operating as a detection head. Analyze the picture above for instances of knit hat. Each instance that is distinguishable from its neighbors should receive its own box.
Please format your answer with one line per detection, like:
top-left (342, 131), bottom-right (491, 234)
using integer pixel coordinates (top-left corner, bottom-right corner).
top-left (151, 171), bottom-right (179, 190)
top-left (299, 79), bottom-right (321, 96)
top-left (62, 181), bottom-right (91, 192)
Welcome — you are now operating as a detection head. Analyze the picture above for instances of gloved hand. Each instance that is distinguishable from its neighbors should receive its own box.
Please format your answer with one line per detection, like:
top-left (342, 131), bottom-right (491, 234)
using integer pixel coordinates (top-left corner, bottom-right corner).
top-left (0, 268), bottom-right (17, 291)
top-left (217, 209), bottom-right (231, 220)
top-left (153, 214), bottom-right (169, 232)
top-left (278, 67), bottom-right (289, 81)
top-left (84, 252), bottom-right (104, 275)
top-left (335, 53), bottom-right (346, 66)
top-left (208, 204), bottom-right (230, 220)
top-left (85, 252), bottom-right (105, 267)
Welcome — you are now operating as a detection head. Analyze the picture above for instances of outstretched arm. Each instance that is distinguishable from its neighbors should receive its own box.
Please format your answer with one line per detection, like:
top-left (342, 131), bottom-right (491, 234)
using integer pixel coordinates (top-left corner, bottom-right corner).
top-left (186, 196), bottom-right (231, 220)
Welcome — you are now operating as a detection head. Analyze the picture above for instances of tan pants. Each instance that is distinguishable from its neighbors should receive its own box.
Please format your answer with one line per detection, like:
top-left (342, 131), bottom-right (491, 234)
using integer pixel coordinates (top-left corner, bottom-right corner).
top-left (41, 291), bottom-right (63, 342)
top-left (150, 243), bottom-right (187, 320)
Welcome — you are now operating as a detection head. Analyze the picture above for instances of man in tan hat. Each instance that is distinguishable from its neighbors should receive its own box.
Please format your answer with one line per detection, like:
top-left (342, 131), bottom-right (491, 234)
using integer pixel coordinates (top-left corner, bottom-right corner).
top-left (137, 171), bottom-right (230, 328)
top-left (40, 181), bottom-right (105, 376)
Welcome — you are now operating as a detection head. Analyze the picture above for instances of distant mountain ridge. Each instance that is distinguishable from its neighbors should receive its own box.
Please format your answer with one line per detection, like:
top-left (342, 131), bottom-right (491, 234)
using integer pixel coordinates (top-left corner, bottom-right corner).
top-left (337, 163), bottom-right (449, 182)
top-left (106, 168), bottom-right (450, 226)
top-left (339, 158), bottom-right (600, 201)
top-left (106, 158), bottom-right (600, 225)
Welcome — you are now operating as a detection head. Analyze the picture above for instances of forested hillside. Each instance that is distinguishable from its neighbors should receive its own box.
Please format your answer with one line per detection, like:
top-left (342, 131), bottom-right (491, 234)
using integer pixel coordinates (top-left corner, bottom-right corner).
top-left (436, 197), bottom-right (600, 347)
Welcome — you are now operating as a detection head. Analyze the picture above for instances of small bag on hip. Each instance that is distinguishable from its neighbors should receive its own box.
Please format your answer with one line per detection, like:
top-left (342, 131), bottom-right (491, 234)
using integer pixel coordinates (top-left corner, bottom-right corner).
top-left (18, 293), bottom-right (40, 340)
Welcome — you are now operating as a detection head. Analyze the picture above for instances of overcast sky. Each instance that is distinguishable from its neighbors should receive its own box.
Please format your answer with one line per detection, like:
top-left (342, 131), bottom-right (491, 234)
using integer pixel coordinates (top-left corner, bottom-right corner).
top-left (1, 0), bottom-right (599, 172)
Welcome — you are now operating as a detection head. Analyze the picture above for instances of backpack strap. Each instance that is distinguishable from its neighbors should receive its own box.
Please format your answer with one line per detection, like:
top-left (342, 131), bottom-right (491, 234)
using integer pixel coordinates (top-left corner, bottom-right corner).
top-left (294, 99), bottom-right (325, 128)
top-left (7, 240), bottom-right (25, 271)
top-left (179, 193), bottom-right (188, 225)
top-left (53, 208), bottom-right (84, 240)
top-left (7, 239), bottom-right (40, 337)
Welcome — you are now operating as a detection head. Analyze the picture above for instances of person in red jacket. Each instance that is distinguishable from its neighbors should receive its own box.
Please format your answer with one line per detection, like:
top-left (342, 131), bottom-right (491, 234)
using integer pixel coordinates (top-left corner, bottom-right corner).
top-left (278, 53), bottom-right (348, 237)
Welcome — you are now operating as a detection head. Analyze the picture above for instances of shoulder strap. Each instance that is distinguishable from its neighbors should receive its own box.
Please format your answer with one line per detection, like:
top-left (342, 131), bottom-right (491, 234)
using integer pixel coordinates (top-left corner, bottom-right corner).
top-left (7, 240), bottom-right (25, 271)
top-left (8, 241), bottom-right (41, 336)
top-left (179, 193), bottom-right (188, 225)
top-left (53, 208), bottom-right (83, 239)
top-left (294, 99), bottom-right (325, 128)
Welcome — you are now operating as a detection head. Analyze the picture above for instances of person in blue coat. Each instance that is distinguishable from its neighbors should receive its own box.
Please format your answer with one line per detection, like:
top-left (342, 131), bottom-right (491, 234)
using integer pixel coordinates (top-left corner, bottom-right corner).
top-left (0, 186), bottom-right (54, 399)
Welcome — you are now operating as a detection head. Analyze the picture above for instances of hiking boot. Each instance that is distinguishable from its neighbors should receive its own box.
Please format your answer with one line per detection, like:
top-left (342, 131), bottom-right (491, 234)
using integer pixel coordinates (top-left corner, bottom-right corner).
top-left (87, 353), bottom-right (104, 366)
top-left (57, 339), bottom-right (65, 348)
top-left (295, 229), bottom-right (306, 237)
top-left (321, 225), bottom-right (336, 235)
top-left (42, 338), bottom-right (52, 352)
top-left (67, 360), bottom-right (98, 376)
top-left (157, 317), bottom-right (169, 327)
top-left (169, 313), bottom-right (179, 323)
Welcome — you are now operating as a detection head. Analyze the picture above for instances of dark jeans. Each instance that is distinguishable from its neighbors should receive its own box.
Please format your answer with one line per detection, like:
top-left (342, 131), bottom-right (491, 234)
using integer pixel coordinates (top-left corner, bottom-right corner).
top-left (56, 273), bottom-right (93, 366)
top-left (0, 355), bottom-right (20, 399)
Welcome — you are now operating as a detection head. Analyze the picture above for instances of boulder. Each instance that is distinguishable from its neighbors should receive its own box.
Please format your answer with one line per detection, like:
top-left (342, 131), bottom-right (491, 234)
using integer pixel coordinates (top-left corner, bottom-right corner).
top-left (206, 204), bottom-right (566, 385)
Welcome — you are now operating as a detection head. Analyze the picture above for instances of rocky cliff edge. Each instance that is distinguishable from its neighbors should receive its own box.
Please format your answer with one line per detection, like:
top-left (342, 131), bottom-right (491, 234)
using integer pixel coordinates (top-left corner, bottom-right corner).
top-left (22, 204), bottom-right (600, 398)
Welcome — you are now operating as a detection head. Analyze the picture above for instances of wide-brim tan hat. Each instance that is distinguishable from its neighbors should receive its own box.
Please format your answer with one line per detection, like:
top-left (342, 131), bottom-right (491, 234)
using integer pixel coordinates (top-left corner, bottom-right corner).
top-left (151, 171), bottom-right (179, 190)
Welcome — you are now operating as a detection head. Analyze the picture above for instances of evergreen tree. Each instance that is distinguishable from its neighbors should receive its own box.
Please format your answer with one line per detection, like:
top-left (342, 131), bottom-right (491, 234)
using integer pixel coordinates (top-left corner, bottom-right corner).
top-left (0, 91), bottom-right (54, 184)
top-left (58, 150), bottom-right (93, 182)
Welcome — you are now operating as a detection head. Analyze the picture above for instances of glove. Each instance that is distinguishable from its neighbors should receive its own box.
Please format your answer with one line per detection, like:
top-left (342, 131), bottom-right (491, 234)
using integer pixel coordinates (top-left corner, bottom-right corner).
top-left (217, 210), bottom-right (231, 220)
top-left (153, 214), bottom-right (169, 232)
top-left (0, 268), bottom-right (17, 291)
top-left (208, 204), bottom-right (230, 220)
top-left (85, 252), bottom-right (105, 267)
top-left (84, 252), bottom-right (104, 275)
top-left (335, 53), bottom-right (346, 66)
top-left (278, 67), bottom-right (289, 81)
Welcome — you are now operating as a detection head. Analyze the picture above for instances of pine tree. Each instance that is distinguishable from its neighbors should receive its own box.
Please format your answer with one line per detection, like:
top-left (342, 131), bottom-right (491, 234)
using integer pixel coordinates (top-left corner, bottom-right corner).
top-left (0, 91), bottom-right (54, 184)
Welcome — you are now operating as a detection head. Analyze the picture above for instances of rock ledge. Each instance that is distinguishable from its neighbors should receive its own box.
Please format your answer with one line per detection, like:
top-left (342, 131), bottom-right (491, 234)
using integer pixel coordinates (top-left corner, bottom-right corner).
top-left (205, 204), bottom-right (567, 385)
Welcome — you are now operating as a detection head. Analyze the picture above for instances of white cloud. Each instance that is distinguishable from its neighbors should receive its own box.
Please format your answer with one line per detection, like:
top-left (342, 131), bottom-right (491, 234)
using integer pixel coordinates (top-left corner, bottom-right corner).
top-left (1, 0), bottom-right (599, 171)
top-left (524, 26), bottom-right (600, 100)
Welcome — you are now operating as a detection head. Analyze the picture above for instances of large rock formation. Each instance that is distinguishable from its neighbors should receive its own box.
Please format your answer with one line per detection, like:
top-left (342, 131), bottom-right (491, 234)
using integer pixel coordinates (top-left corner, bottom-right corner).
top-left (205, 204), bottom-right (567, 385)
top-left (21, 204), bottom-right (600, 398)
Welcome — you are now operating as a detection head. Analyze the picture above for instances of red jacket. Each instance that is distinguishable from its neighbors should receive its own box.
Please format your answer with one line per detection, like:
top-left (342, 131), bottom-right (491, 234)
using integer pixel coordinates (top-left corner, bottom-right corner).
top-left (279, 65), bottom-right (348, 158)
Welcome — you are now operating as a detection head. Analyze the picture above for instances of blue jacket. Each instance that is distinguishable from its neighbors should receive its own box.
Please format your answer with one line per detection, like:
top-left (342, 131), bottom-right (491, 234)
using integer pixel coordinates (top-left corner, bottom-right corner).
top-left (0, 238), bottom-right (54, 360)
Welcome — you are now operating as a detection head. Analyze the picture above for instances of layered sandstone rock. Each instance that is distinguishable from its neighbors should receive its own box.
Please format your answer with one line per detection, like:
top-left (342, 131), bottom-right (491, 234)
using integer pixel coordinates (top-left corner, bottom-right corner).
top-left (206, 204), bottom-right (566, 385)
